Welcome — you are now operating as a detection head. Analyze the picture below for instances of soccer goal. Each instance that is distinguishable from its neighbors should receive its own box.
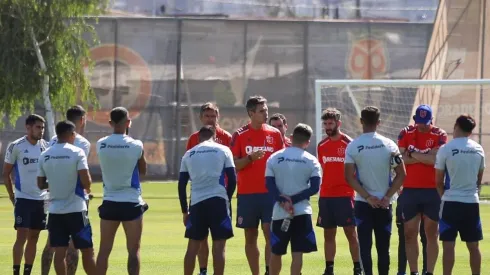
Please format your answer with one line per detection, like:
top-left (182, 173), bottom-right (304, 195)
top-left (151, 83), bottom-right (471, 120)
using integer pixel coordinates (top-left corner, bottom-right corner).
top-left (314, 79), bottom-right (490, 147)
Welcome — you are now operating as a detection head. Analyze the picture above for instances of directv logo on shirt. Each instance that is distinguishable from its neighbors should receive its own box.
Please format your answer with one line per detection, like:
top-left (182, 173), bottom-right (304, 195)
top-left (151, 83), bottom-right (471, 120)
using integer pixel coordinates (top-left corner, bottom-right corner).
top-left (357, 144), bottom-right (385, 152)
top-left (277, 157), bottom-right (307, 164)
top-left (99, 143), bottom-right (130, 150)
top-left (451, 149), bottom-right (478, 156)
top-left (189, 149), bottom-right (218, 157)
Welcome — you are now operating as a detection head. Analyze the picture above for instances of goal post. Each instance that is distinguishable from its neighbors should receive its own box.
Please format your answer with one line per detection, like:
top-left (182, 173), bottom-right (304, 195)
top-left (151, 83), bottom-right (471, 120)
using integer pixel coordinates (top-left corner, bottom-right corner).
top-left (314, 78), bottom-right (490, 153)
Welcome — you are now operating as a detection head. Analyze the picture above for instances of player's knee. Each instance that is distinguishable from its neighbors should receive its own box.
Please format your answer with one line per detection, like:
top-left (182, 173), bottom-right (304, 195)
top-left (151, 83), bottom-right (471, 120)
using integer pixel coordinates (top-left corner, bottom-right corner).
top-left (466, 243), bottom-right (480, 254)
top-left (324, 229), bottom-right (336, 242)
top-left (244, 228), bottom-right (259, 244)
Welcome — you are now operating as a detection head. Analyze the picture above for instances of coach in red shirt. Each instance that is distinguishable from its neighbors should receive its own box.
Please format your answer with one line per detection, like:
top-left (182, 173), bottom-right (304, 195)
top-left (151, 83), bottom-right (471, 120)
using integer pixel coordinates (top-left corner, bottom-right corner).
top-left (397, 104), bottom-right (447, 275)
top-left (186, 102), bottom-right (232, 275)
top-left (268, 113), bottom-right (292, 147)
top-left (231, 95), bottom-right (284, 275)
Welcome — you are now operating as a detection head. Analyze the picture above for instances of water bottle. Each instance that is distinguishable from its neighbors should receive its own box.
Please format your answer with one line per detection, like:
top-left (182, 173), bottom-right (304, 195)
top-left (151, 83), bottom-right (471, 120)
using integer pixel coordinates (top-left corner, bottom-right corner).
top-left (281, 217), bottom-right (292, 232)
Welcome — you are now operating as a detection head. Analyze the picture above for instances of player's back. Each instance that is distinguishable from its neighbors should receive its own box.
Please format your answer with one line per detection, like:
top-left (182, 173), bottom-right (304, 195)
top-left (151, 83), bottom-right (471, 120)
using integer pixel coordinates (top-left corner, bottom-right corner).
top-left (231, 124), bottom-right (284, 194)
top-left (5, 136), bottom-right (48, 200)
top-left (346, 132), bottom-right (398, 201)
top-left (50, 134), bottom-right (91, 157)
top-left (317, 134), bottom-right (354, 197)
top-left (436, 137), bottom-right (485, 203)
top-left (39, 143), bottom-right (87, 213)
top-left (266, 147), bottom-right (321, 218)
top-left (96, 134), bottom-right (144, 203)
top-left (182, 141), bottom-right (232, 204)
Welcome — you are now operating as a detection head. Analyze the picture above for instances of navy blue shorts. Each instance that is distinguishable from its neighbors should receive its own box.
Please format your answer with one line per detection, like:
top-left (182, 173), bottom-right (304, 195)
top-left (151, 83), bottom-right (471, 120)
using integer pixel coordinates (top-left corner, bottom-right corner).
top-left (185, 197), bottom-right (233, 241)
top-left (439, 201), bottom-right (483, 242)
top-left (317, 197), bottom-right (355, 228)
top-left (48, 211), bottom-right (93, 249)
top-left (98, 200), bottom-right (149, 221)
top-left (236, 193), bottom-right (274, 229)
top-left (14, 198), bottom-right (47, 230)
top-left (400, 188), bottom-right (440, 222)
top-left (270, 214), bottom-right (317, 255)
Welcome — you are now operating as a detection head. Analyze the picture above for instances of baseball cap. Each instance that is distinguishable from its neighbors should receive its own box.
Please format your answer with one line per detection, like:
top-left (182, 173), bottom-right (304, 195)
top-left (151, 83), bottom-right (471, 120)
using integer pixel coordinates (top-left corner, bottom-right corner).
top-left (413, 104), bottom-right (433, 125)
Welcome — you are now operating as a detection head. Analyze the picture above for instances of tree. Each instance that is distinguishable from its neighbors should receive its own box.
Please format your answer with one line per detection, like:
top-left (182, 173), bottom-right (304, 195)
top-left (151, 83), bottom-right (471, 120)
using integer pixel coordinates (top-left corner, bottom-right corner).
top-left (0, 0), bottom-right (107, 136)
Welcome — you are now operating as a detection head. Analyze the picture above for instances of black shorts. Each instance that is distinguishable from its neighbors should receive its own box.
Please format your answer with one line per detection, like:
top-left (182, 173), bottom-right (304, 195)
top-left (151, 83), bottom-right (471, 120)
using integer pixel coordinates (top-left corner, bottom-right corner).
top-left (236, 193), bottom-right (274, 229)
top-left (317, 197), bottom-right (355, 228)
top-left (185, 197), bottom-right (233, 241)
top-left (400, 188), bottom-right (440, 222)
top-left (48, 211), bottom-right (93, 249)
top-left (14, 198), bottom-right (47, 230)
top-left (271, 214), bottom-right (317, 255)
top-left (439, 201), bottom-right (483, 242)
top-left (98, 200), bottom-right (149, 221)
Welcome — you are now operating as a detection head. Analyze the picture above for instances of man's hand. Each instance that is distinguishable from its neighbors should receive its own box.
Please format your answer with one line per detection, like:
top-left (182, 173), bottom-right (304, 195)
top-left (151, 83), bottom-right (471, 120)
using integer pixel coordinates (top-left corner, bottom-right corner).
top-left (366, 196), bottom-right (382, 208)
top-left (182, 212), bottom-right (189, 226)
top-left (381, 196), bottom-right (391, 208)
top-left (9, 194), bottom-right (15, 206)
top-left (249, 150), bottom-right (265, 161)
top-left (279, 195), bottom-right (294, 215)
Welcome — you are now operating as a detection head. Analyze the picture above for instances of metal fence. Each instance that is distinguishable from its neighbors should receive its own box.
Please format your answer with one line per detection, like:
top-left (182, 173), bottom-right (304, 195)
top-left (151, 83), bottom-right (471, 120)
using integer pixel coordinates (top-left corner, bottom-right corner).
top-left (0, 17), bottom-right (433, 180)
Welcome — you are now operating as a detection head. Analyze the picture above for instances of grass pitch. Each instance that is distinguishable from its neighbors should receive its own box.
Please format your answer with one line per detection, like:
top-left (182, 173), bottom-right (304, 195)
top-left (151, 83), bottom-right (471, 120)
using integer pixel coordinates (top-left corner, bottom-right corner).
top-left (0, 183), bottom-right (489, 274)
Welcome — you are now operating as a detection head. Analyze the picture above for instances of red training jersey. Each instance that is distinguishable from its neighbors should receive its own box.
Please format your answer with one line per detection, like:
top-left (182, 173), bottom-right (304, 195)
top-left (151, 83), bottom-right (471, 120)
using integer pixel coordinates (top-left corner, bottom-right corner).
top-left (317, 133), bottom-right (355, 198)
top-left (284, 136), bottom-right (292, 147)
top-left (398, 125), bottom-right (447, 188)
top-left (231, 124), bottom-right (285, 194)
top-left (186, 126), bottom-right (232, 150)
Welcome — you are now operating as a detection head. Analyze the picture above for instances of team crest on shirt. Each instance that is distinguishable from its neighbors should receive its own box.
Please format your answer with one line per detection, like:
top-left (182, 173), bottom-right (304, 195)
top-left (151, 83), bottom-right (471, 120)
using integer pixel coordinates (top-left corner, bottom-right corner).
top-left (426, 139), bottom-right (434, 147)
top-left (337, 147), bottom-right (345, 156)
top-left (266, 136), bottom-right (274, 145)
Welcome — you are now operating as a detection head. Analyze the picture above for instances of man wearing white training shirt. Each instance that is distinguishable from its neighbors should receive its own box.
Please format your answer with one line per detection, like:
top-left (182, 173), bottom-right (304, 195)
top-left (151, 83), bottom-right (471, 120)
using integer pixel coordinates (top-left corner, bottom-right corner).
top-left (266, 123), bottom-right (321, 275)
top-left (435, 114), bottom-right (484, 275)
top-left (178, 125), bottom-right (237, 275)
top-left (95, 107), bottom-right (148, 275)
top-left (42, 105), bottom-right (91, 275)
top-left (344, 106), bottom-right (406, 275)
top-left (37, 120), bottom-right (96, 275)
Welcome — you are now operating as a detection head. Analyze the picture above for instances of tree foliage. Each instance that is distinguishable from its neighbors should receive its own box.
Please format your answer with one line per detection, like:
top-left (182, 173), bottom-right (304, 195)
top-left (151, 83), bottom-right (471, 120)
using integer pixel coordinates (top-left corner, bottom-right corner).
top-left (0, 0), bottom-right (107, 127)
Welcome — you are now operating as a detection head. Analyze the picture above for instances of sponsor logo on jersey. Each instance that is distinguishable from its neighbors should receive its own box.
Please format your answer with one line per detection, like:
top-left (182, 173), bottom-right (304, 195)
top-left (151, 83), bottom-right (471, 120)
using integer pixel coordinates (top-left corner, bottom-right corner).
top-left (245, 146), bottom-right (274, 155)
top-left (322, 156), bottom-right (345, 163)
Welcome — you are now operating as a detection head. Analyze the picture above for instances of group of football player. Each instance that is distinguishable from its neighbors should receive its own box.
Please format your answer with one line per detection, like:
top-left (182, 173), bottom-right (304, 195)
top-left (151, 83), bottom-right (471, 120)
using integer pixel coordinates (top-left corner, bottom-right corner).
top-left (179, 95), bottom-right (485, 275)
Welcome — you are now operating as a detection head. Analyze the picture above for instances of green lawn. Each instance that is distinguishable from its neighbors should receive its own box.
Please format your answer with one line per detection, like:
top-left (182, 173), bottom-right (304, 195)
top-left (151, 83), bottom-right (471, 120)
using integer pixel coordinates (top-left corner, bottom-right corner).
top-left (0, 183), bottom-right (489, 274)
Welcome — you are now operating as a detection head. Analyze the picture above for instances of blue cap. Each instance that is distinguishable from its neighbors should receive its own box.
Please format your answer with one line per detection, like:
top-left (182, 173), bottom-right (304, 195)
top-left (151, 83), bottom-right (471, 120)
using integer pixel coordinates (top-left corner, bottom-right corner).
top-left (413, 104), bottom-right (433, 125)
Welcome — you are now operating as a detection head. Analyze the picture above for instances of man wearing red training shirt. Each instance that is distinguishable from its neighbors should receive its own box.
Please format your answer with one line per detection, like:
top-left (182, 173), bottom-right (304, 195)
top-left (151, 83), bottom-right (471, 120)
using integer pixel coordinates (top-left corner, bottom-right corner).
top-left (231, 95), bottom-right (285, 275)
top-left (268, 113), bottom-right (292, 147)
top-left (316, 108), bottom-right (362, 275)
top-left (186, 102), bottom-right (232, 275)
top-left (398, 105), bottom-right (447, 275)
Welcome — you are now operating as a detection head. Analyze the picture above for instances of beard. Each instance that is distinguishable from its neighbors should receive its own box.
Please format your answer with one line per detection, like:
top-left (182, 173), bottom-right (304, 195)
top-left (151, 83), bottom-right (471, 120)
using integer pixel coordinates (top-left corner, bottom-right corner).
top-left (325, 127), bottom-right (338, 137)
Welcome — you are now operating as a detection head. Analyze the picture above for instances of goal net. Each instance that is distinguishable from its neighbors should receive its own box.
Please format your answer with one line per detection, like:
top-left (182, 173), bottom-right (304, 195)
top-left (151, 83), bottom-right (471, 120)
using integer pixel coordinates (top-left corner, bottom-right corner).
top-left (314, 79), bottom-right (490, 153)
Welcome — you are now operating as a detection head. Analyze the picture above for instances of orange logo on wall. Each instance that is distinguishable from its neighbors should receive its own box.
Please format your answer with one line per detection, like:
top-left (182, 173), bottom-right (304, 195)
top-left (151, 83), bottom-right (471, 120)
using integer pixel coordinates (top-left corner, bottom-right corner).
top-left (85, 44), bottom-right (152, 126)
top-left (347, 38), bottom-right (389, 79)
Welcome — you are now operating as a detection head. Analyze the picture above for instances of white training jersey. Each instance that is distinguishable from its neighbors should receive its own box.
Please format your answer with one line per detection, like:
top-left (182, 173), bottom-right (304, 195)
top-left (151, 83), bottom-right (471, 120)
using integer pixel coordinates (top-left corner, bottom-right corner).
top-left (180, 140), bottom-right (235, 206)
top-left (345, 132), bottom-right (400, 203)
top-left (96, 134), bottom-right (144, 204)
top-left (435, 137), bottom-right (485, 203)
top-left (266, 147), bottom-right (322, 220)
top-left (38, 143), bottom-right (89, 214)
top-left (4, 136), bottom-right (48, 200)
top-left (49, 134), bottom-right (91, 157)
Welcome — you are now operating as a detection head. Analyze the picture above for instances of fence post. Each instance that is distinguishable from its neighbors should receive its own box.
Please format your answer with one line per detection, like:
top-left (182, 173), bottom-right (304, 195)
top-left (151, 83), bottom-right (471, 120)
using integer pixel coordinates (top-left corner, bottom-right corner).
top-left (302, 22), bottom-right (309, 127)
top-left (113, 19), bottom-right (119, 108)
top-left (242, 22), bottom-right (248, 101)
top-left (479, 0), bottom-right (486, 144)
top-left (174, 19), bottom-right (183, 177)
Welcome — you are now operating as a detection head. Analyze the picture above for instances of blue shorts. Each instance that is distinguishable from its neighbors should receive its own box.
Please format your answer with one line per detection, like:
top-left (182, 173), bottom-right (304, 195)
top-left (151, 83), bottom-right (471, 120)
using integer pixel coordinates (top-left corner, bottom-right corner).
top-left (270, 214), bottom-right (317, 255)
top-left (439, 201), bottom-right (483, 242)
top-left (14, 198), bottom-right (47, 230)
top-left (400, 188), bottom-right (440, 222)
top-left (185, 197), bottom-right (233, 241)
top-left (48, 211), bottom-right (93, 249)
top-left (236, 193), bottom-right (274, 229)
top-left (98, 200), bottom-right (148, 221)
top-left (317, 197), bottom-right (355, 228)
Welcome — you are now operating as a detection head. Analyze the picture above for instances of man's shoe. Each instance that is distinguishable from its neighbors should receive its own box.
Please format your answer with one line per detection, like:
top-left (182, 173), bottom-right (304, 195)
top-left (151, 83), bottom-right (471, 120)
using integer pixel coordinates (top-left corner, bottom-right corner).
top-left (353, 267), bottom-right (362, 275)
